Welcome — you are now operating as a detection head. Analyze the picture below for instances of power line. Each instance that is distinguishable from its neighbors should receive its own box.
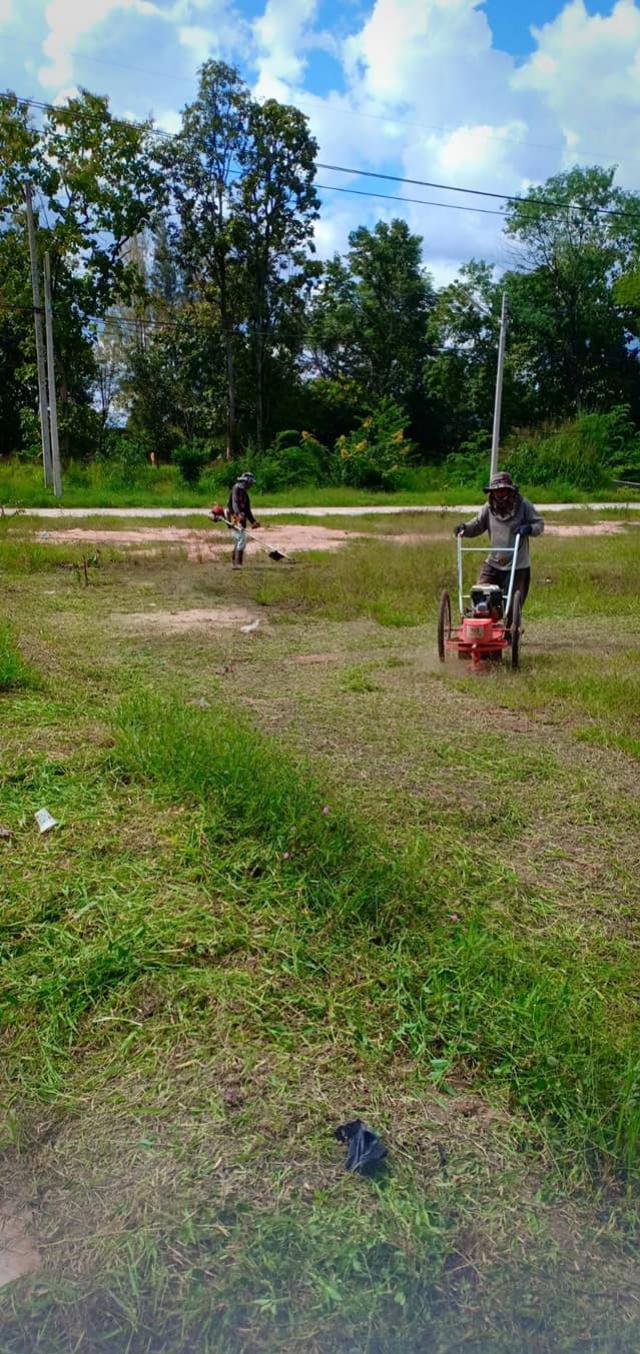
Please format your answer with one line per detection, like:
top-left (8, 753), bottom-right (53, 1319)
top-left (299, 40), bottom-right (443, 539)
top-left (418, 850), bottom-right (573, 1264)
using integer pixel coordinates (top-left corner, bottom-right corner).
top-left (3, 89), bottom-right (639, 224)
top-left (316, 181), bottom-right (505, 218)
top-left (316, 161), bottom-right (638, 221)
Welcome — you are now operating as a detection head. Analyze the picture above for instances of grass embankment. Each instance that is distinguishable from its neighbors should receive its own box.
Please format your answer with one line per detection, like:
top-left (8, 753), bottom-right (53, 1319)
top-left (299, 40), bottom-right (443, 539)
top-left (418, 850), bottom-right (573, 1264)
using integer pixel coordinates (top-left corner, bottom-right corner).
top-left (2, 456), bottom-right (640, 509)
top-left (1, 518), bottom-right (640, 1349)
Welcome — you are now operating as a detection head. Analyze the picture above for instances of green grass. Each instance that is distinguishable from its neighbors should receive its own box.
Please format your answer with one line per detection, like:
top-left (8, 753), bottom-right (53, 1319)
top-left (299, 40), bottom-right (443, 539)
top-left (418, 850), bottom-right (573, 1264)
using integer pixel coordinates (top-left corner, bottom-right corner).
top-left (0, 622), bottom-right (37, 691)
top-left (2, 517), bottom-right (640, 1349)
top-left (2, 456), bottom-right (640, 509)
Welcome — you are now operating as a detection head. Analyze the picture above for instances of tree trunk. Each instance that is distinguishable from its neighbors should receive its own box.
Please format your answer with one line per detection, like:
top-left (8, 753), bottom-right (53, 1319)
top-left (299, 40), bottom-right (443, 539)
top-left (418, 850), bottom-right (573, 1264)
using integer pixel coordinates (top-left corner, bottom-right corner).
top-left (225, 333), bottom-right (237, 461)
top-left (255, 325), bottom-right (264, 454)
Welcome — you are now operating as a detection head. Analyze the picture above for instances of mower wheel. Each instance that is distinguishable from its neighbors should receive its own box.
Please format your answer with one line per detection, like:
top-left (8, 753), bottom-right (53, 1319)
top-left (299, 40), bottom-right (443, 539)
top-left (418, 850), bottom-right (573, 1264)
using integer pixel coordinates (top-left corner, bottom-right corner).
top-left (437, 589), bottom-right (452, 662)
top-left (510, 590), bottom-right (522, 670)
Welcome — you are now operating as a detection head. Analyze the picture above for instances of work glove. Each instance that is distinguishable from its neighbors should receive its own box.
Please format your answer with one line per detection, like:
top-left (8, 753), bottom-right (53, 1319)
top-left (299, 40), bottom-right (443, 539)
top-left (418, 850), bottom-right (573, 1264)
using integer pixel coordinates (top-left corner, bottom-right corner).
top-left (454, 524), bottom-right (466, 538)
top-left (516, 523), bottom-right (532, 538)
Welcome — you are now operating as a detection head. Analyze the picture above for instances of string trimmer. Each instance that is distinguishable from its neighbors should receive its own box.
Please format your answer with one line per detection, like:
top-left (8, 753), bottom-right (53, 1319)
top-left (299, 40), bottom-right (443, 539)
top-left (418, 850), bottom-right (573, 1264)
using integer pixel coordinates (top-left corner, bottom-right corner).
top-left (208, 506), bottom-right (293, 562)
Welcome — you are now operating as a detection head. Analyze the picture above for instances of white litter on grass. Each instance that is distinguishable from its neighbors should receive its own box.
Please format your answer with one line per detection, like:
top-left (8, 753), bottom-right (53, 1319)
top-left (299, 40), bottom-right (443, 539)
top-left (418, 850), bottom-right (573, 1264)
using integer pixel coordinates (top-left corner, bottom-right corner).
top-left (35, 808), bottom-right (58, 834)
top-left (240, 619), bottom-right (261, 633)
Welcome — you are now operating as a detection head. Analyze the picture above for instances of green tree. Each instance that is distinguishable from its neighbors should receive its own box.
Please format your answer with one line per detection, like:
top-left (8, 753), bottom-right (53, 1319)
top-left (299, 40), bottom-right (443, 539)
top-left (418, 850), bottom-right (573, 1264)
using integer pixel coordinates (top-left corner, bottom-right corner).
top-left (0, 91), bottom-right (162, 456)
top-left (309, 219), bottom-right (434, 430)
top-left (236, 97), bottom-right (319, 451)
top-left (503, 165), bottom-right (640, 419)
top-left (166, 63), bottom-right (250, 459)
top-left (426, 260), bottom-right (530, 451)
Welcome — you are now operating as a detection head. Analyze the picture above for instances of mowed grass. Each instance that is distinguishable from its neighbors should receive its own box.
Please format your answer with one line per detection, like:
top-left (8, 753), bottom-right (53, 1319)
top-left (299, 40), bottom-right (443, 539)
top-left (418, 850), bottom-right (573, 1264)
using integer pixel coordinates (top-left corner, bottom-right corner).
top-left (1, 518), bottom-right (640, 1350)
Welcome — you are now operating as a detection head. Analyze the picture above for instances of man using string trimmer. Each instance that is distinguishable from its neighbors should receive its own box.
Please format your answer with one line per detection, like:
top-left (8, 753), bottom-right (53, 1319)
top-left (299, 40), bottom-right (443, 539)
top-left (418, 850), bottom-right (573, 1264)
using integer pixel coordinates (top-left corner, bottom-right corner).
top-left (226, 470), bottom-right (260, 568)
top-left (209, 472), bottom-right (290, 565)
top-left (455, 471), bottom-right (544, 613)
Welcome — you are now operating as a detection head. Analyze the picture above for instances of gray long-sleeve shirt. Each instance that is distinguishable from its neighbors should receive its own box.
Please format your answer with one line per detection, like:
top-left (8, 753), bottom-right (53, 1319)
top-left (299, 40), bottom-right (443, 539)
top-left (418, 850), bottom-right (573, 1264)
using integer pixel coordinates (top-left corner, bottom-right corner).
top-left (462, 497), bottom-right (544, 570)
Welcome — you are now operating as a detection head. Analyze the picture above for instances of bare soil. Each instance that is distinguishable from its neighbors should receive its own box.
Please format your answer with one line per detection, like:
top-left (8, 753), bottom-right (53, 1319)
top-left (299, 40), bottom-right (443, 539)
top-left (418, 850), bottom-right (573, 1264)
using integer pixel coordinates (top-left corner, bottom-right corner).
top-left (116, 607), bottom-right (262, 633)
top-left (35, 520), bottom-right (634, 562)
top-left (0, 1204), bottom-right (40, 1288)
top-left (37, 524), bottom-right (364, 556)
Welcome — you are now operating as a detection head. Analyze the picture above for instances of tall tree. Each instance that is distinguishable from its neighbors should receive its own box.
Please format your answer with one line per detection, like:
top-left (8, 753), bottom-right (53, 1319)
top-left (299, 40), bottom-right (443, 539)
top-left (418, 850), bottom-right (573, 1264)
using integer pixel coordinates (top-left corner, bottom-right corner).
top-left (166, 63), bottom-right (250, 458)
top-left (237, 97), bottom-right (319, 451)
top-left (0, 91), bottom-right (162, 455)
top-left (426, 259), bottom-right (531, 451)
top-left (309, 219), bottom-right (434, 425)
top-left (503, 165), bottom-right (640, 419)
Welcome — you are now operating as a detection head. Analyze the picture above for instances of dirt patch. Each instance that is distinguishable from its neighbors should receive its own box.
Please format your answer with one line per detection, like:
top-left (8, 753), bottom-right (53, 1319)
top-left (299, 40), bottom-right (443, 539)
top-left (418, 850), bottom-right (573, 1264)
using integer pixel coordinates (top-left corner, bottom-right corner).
top-left (545, 521), bottom-right (629, 537)
top-left (116, 607), bottom-right (262, 634)
top-left (0, 1204), bottom-right (40, 1288)
top-left (37, 524), bottom-right (365, 557)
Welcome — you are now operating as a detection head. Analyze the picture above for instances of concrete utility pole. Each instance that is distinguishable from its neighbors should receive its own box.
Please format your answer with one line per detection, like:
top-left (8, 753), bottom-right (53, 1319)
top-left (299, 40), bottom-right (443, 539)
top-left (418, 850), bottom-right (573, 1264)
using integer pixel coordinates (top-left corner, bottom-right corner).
top-left (24, 182), bottom-right (53, 488)
top-left (43, 253), bottom-right (62, 498)
top-left (490, 291), bottom-right (508, 481)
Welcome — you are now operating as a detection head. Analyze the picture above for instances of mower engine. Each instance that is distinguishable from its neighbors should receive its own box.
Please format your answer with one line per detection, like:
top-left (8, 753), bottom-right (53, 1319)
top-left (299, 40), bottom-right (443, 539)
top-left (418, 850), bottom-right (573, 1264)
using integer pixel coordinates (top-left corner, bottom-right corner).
top-left (470, 583), bottom-right (503, 619)
top-left (459, 584), bottom-right (506, 656)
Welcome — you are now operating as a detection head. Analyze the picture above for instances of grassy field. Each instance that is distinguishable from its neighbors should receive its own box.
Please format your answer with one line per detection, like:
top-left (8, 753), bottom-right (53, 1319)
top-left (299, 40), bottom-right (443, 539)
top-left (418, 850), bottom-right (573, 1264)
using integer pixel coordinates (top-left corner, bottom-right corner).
top-left (1, 514), bottom-right (640, 1351)
top-left (2, 457), bottom-right (640, 509)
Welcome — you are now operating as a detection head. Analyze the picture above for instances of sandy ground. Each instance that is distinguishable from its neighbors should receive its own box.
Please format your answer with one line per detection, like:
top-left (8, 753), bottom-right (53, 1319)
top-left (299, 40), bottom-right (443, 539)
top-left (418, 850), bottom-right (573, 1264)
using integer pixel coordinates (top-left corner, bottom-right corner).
top-left (116, 607), bottom-right (262, 633)
top-left (0, 1206), bottom-right (40, 1288)
top-left (37, 524), bottom-right (361, 556)
top-left (34, 519), bottom-right (634, 557)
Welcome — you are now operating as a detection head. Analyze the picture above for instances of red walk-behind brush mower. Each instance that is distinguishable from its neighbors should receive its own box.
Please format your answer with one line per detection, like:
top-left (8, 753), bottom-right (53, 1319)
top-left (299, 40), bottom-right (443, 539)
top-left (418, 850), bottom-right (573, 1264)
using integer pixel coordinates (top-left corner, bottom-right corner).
top-left (438, 533), bottom-right (524, 670)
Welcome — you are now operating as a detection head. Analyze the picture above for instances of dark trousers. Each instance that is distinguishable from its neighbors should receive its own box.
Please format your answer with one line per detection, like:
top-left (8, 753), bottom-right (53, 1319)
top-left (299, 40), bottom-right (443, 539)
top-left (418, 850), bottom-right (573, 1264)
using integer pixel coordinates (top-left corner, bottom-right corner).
top-left (478, 561), bottom-right (531, 613)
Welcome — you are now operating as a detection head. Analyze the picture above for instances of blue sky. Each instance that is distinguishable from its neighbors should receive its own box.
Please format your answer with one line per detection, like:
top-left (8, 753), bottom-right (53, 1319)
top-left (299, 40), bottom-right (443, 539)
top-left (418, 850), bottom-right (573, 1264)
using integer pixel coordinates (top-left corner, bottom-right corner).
top-left (2, 0), bottom-right (640, 281)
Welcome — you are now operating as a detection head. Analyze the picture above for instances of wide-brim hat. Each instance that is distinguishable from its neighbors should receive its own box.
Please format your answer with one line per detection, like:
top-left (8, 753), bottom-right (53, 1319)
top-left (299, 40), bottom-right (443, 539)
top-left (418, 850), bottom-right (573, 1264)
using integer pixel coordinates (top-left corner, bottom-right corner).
top-left (484, 471), bottom-right (518, 494)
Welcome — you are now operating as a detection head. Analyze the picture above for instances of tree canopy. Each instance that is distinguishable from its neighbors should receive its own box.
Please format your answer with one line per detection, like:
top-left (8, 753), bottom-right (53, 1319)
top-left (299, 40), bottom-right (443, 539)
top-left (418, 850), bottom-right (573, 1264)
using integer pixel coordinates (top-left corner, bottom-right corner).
top-left (2, 76), bottom-right (640, 476)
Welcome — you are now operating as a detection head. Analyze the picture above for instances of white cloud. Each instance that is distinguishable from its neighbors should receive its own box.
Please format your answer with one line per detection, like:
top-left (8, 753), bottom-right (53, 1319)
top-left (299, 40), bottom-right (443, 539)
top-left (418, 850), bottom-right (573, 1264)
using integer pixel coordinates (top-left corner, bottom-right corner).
top-left (0, 0), bottom-right (13, 24)
top-left (253, 0), bottom-right (319, 99)
top-left (38, 0), bottom-right (160, 89)
top-left (178, 24), bottom-right (217, 62)
top-left (514, 0), bottom-right (640, 182)
top-left (29, 0), bottom-right (640, 276)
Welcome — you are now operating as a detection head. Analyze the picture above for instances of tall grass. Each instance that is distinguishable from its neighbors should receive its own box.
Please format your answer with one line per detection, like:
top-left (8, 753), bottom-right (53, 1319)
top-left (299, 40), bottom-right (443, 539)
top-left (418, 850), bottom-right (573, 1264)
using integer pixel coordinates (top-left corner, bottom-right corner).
top-left (107, 692), bottom-right (640, 1178)
top-left (0, 621), bottom-right (36, 691)
top-left (2, 455), bottom-right (639, 509)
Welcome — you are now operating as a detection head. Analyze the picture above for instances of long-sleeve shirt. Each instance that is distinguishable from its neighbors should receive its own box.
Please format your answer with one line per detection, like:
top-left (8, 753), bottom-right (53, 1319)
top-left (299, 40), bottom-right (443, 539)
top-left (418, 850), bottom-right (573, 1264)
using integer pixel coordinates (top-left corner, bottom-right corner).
top-left (462, 497), bottom-right (544, 570)
top-left (228, 483), bottom-right (256, 527)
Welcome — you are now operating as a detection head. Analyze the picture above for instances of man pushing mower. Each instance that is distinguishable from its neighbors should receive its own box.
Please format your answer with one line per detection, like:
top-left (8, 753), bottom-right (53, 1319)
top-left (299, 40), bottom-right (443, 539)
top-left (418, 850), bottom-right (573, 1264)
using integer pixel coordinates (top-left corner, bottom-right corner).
top-left (455, 471), bottom-right (544, 611)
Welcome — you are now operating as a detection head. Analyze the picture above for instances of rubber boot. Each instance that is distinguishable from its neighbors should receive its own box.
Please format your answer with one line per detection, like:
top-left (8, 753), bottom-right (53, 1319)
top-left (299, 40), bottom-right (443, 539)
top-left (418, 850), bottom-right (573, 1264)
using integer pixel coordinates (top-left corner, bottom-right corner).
top-left (235, 549), bottom-right (244, 568)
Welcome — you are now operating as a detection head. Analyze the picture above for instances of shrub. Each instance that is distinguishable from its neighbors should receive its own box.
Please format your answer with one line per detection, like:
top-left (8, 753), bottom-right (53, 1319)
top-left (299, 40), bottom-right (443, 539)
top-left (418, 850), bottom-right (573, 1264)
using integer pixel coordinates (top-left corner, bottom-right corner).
top-left (171, 442), bottom-right (210, 488)
top-left (257, 431), bottom-right (330, 492)
top-left (333, 399), bottom-right (413, 491)
top-left (442, 430), bottom-right (491, 489)
top-left (504, 407), bottom-right (640, 490)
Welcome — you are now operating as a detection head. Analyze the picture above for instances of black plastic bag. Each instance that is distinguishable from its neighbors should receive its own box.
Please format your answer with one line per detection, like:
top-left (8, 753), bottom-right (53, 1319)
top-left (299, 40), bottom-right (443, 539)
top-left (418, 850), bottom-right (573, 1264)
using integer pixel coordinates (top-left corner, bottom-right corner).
top-left (335, 1119), bottom-right (388, 1175)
